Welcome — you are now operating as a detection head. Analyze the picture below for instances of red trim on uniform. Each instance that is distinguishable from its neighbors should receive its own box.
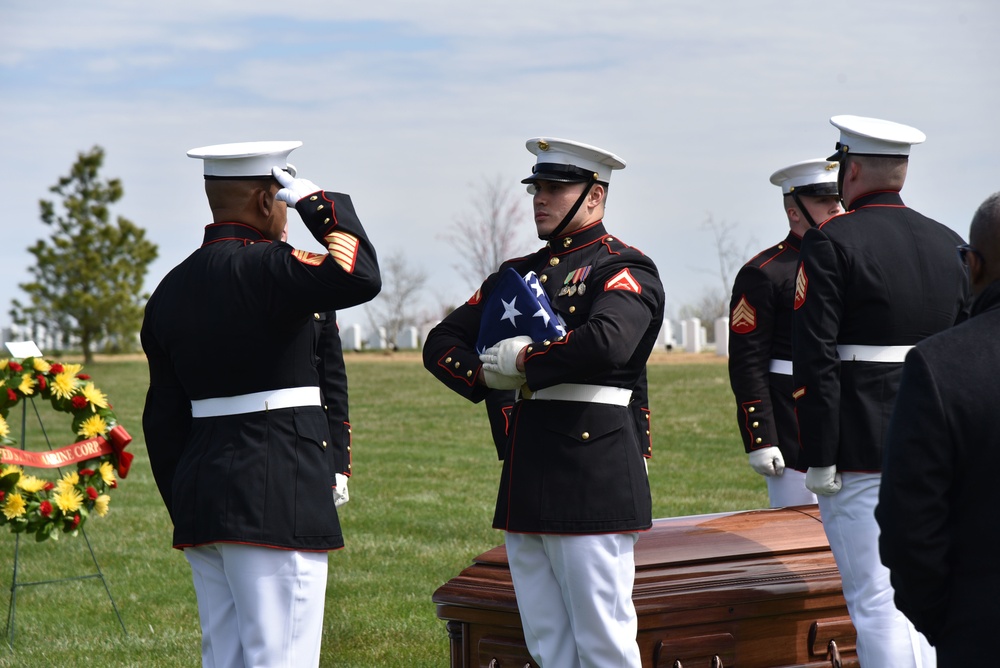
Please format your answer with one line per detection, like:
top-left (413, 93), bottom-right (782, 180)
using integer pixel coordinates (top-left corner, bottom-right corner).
top-left (436, 347), bottom-right (477, 387)
top-left (467, 288), bottom-right (482, 305)
top-left (641, 407), bottom-right (652, 458)
top-left (758, 244), bottom-right (795, 269)
top-left (523, 331), bottom-right (572, 362)
top-left (172, 539), bottom-right (341, 553)
top-left (740, 400), bottom-right (770, 448)
top-left (343, 420), bottom-right (352, 477)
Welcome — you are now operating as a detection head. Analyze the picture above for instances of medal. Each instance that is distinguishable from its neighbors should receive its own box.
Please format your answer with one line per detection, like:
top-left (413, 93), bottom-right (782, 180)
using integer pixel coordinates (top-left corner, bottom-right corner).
top-left (577, 283), bottom-right (586, 295)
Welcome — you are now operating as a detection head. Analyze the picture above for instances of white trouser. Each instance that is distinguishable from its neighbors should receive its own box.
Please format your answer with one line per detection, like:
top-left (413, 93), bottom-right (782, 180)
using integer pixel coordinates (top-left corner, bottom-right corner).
top-left (766, 468), bottom-right (817, 508)
top-left (505, 532), bottom-right (641, 668)
top-left (817, 473), bottom-right (935, 668)
top-left (185, 543), bottom-right (329, 668)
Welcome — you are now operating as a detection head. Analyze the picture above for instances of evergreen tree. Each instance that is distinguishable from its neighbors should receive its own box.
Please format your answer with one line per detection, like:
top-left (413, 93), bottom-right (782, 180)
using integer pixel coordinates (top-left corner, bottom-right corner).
top-left (10, 146), bottom-right (158, 362)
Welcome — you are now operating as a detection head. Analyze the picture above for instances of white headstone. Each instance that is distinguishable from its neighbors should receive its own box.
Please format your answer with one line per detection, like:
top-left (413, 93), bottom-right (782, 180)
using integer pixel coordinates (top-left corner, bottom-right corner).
top-left (398, 326), bottom-right (419, 350)
top-left (683, 318), bottom-right (702, 353)
top-left (343, 323), bottom-right (363, 352)
top-left (367, 326), bottom-right (387, 350)
top-left (714, 317), bottom-right (730, 357)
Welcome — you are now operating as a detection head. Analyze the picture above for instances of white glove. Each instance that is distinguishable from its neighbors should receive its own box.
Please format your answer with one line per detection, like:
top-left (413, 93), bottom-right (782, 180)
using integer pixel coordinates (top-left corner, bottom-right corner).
top-left (333, 473), bottom-right (350, 507)
top-left (272, 166), bottom-right (322, 206)
top-left (482, 368), bottom-right (525, 390)
top-left (805, 465), bottom-right (842, 496)
top-left (748, 446), bottom-right (785, 477)
top-left (480, 336), bottom-right (532, 377)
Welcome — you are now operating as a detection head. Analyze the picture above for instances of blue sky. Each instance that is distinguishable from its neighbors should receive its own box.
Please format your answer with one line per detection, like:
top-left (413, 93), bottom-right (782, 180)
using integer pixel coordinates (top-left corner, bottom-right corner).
top-left (1, 1), bottom-right (997, 334)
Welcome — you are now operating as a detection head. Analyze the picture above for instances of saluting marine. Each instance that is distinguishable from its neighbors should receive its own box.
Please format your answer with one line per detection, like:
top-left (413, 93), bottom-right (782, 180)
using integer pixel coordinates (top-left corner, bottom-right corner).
top-left (728, 158), bottom-right (841, 507)
top-left (142, 141), bottom-right (381, 668)
top-left (793, 116), bottom-right (969, 668)
top-left (423, 137), bottom-right (664, 668)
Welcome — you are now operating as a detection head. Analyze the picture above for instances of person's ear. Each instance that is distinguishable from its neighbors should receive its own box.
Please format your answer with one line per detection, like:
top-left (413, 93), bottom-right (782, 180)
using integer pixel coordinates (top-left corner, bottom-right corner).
top-left (787, 206), bottom-right (801, 224)
top-left (256, 187), bottom-right (274, 218)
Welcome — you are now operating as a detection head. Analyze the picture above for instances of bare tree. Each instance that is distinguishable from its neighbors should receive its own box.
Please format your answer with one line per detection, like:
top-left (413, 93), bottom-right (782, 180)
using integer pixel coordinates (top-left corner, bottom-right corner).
top-left (442, 174), bottom-right (534, 289)
top-left (364, 250), bottom-right (429, 349)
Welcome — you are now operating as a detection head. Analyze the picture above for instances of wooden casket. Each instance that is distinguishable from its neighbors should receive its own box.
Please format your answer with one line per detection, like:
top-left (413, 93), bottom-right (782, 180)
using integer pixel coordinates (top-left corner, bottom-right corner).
top-left (433, 506), bottom-right (858, 667)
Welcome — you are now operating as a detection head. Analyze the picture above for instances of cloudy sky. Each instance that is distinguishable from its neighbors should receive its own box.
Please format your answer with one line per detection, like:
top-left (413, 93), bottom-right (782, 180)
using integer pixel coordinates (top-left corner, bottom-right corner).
top-left (1, 1), bottom-right (996, 335)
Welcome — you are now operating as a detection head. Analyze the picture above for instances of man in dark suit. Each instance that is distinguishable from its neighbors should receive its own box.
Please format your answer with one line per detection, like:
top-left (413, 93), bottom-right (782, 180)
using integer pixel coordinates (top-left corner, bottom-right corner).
top-left (877, 191), bottom-right (1000, 666)
top-left (423, 137), bottom-right (664, 668)
top-left (728, 158), bottom-right (841, 507)
top-left (793, 116), bottom-right (969, 667)
top-left (142, 141), bottom-right (380, 668)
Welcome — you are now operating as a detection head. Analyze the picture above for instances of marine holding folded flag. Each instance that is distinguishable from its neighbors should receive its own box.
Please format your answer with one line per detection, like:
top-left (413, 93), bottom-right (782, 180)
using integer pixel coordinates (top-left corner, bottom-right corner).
top-left (792, 116), bottom-right (969, 668)
top-left (141, 141), bottom-right (381, 668)
top-left (423, 137), bottom-right (664, 668)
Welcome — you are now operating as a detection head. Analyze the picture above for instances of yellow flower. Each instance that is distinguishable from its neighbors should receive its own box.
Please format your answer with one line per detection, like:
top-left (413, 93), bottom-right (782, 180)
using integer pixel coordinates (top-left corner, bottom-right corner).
top-left (51, 372), bottom-right (78, 400)
top-left (94, 494), bottom-right (111, 517)
top-left (32, 358), bottom-right (51, 373)
top-left (54, 486), bottom-right (83, 513)
top-left (0, 415), bottom-right (8, 440)
top-left (0, 359), bottom-right (7, 371)
top-left (98, 461), bottom-right (116, 486)
top-left (80, 382), bottom-right (109, 411)
top-left (2, 465), bottom-right (23, 478)
top-left (17, 374), bottom-right (35, 396)
top-left (62, 363), bottom-right (83, 376)
top-left (2, 493), bottom-right (26, 519)
top-left (56, 471), bottom-right (79, 495)
top-left (77, 414), bottom-right (108, 439)
top-left (17, 474), bottom-right (47, 494)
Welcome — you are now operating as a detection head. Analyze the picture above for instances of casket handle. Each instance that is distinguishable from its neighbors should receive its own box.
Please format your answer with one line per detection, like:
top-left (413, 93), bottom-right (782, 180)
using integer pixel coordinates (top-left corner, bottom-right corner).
top-left (672, 656), bottom-right (724, 668)
top-left (486, 660), bottom-right (532, 668)
top-left (827, 639), bottom-right (842, 668)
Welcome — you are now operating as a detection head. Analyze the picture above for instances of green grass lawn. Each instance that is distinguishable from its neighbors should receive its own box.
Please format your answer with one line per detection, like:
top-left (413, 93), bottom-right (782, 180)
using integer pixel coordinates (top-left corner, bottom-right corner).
top-left (0, 353), bottom-right (763, 667)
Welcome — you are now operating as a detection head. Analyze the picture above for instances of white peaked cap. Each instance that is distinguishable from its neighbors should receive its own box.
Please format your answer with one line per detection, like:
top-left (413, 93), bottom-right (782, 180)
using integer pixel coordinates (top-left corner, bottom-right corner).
top-left (187, 140), bottom-right (302, 178)
top-left (769, 159), bottom-right (840, 195)
top-left (522, 137), bottom-right (626, 184)
top-left (828, 115), bottom-right (926, 158)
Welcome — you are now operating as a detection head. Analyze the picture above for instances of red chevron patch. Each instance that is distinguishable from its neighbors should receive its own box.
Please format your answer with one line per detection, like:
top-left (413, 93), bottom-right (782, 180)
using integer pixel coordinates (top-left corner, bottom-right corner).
top-left (467, 288), bottom-right (482, 305)
top-left (730, 295), bottom-right (756, 334)
top-left (794, 264), bottom-right (808, 310)
top-left (604, 268), bottom-right (641, 294)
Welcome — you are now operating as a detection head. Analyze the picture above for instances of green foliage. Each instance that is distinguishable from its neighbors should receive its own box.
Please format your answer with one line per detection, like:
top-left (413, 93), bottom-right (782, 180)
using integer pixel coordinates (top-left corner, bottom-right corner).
top-left (9, 147), bottom-right (159, 363)
top-left (0, 354), bottom-right (758, 667)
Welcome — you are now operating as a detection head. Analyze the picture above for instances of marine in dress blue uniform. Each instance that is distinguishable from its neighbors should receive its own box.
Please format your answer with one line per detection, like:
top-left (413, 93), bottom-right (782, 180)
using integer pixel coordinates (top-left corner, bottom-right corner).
top-left (728, 159), bottom-right (841, 507)
top-left (141, 141), bottom-right (381, 668)
top-left (793, 117), bottom-right (969, 668)
top-left (423, 138), bottom-right (664, 668)
top-left (877, 192), bottom-right (1000, 666)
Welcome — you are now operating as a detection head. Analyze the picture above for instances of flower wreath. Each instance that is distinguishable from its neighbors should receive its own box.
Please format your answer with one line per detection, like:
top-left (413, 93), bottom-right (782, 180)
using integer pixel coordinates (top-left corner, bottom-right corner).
top-left (0, 357), bottom-right (133, 541)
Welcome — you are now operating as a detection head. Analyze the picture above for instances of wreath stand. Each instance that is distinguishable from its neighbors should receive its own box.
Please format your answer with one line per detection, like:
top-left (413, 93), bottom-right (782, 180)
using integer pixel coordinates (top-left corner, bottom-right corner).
top-left (4, 394), bottom-right (127, 650)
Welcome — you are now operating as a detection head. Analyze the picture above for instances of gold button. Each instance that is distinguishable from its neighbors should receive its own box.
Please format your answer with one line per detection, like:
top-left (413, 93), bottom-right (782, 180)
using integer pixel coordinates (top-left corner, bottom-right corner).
top-left (748, 406), bottom-right (755, 413)
top-left (324, 404), bottom-right (329, 410)
top-left (778, 244), bottom-right (784, 250)
top-left (527, 346), bottom-right (533, 353)
top-left (324, 218), bottom-right (331, 224)
top-left (752, 421), bottom-right (759, 428)
top-left (646, 430), bottom-right (650, 435)
top-left (317, 204), bottom-right (325, 211)
top-left (606, 237), bottom-right (614, 242)
top-left (569, 306), bottom-right (576, 314)
top-left (563, 237), bottom-right (572, 247)
top-left (755, 437), bottom-right (762, 444)
top-left (445, 357), bottom-right (452, 363)
top-left (466, 370), bottom-right (472, 377)
top-left (314, 313), bottom-right (321, 320)
top-left (348, 463), bottom-right (352, 469)
top-left (454, 362), bottom-right (460, 369)
top-left (322, 440), bottom-right (328, 447)
top-left (549, 257), bottom-right (560, 267)
top-left (347, 445), bottom-right (351, 451)
top-left (540, 275), bottom-right (548, 283)
top-left (543, 340), bottom-right (550, 346)
top-left (581, 432), bottom-right (590, 440)
top-left (310, 195), bottom-right (319, 201)
top-left (645, 413), bottom-right (650, 420)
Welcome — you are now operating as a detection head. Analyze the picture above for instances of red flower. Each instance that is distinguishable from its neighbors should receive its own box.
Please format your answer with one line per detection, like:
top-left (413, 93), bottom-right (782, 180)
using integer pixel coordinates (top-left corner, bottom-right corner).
top-left (40, 501), bottom-right (53, 517)
top-left (110, 479), bottom-right (118, 489)
top-left (43, 482), bottom-right (54, 491)
top-left (86, 486), bottom-right (98, 500)
top-left (8, 362), bottom-right (21, 372)
top-left (71, 396), bottom-right (88, 410)
top-left (77, 374), bottom-right (90, 380)
top-left (50, 363), bottom-right (64, 374)
top-left (6, 389), bottom-right (15, 402)
top-left (36, 375), bottom-right (46, 391)
top-left (0, 491), bottom-right (4, 502)
top-left (80, 469), bottom-right (95, 477)
top-left (70, 514), bottom-right (81, 529)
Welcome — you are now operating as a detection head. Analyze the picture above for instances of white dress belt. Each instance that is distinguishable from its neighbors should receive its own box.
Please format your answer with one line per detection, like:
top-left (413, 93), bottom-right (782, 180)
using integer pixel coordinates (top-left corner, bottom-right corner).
top-left (837, 344), bottom-right (914, 363)
top-left (526, 383), bottom-right (632, 406)
top-left (191, 386), bottom-right (322, 418)
top-left (769, 359), bottom-right (793, 375)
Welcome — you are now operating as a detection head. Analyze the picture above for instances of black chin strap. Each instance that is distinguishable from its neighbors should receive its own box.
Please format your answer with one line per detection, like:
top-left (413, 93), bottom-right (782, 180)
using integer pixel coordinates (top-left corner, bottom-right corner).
top-left (540, 180), bottom-right (596, 241)
top-left (791, 191), bottom-right (819, 228)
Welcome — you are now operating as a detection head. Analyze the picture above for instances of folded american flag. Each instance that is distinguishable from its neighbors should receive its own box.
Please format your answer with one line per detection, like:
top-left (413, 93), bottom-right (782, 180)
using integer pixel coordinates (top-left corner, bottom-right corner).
top-left (476, 268), bottom-right (567, 354)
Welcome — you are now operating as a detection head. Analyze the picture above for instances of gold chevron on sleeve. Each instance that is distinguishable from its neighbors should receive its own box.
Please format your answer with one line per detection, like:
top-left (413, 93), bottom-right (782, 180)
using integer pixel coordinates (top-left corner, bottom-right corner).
top-left (291, 249), bottom-right (326, 266)
top-left (325, 231), bottom-right (360, 273)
